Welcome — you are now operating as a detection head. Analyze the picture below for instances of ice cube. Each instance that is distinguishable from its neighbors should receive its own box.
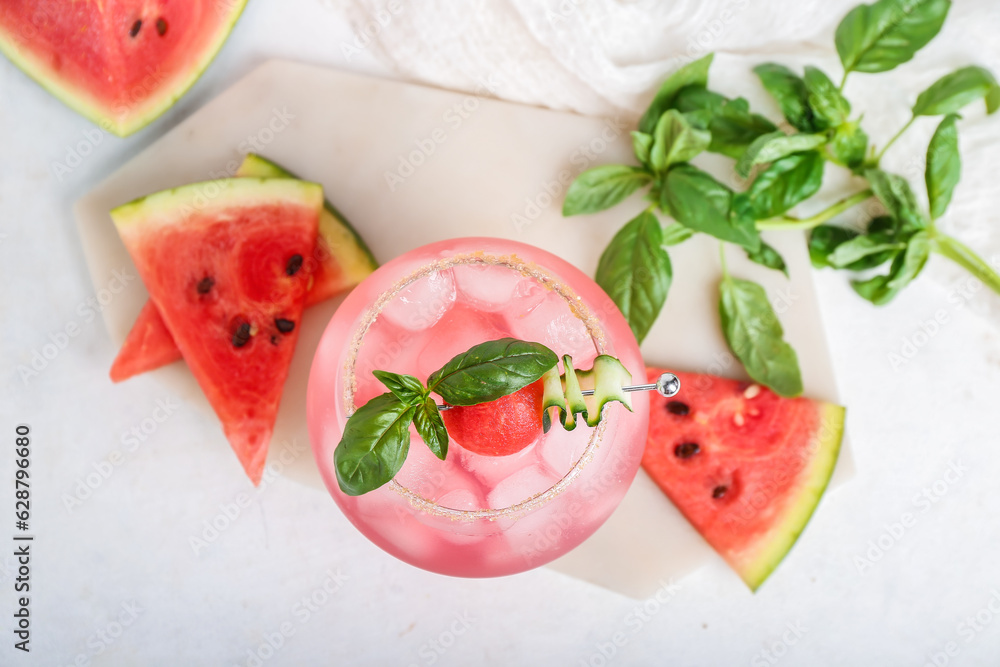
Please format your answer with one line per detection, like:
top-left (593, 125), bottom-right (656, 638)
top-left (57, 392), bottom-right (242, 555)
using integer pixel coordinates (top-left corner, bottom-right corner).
top-left (535, 422), bottom-right (589, 479)
top-left (379, 268), bottom-right (456, 331)
top-left (453, 443), bottom-right (539, 492)
top-left (400, 444), bottom-right (491, 546)
top-left (453, 264), bottom-right (524, 312)
top-left (416, 304), bottom-right (509, 380)
top-left (506, 289), bottom-right (597, 366)
top-left (354, 318), bottom-right (425, 404)
top-left (394, 430), bottom-right (455, 500)
top-left (437, 488), bottom-right (486, 512)
top-left (508, 277), bottom-right (549, 315)
top-left (486, 463), bottom-right (560, 511)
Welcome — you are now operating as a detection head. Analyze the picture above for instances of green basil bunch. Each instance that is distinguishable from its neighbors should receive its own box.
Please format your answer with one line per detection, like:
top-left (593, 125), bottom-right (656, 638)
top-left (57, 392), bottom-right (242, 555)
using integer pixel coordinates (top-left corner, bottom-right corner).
top-left (335, 338), bottom-right (558, 496)
top-left (563, 0), bottom-right (1000, 397)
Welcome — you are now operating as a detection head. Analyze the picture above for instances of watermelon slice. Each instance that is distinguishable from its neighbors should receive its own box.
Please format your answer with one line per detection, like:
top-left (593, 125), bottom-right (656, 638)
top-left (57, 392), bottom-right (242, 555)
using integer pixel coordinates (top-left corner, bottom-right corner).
top-left (108, 299), bottom-right (183, 382)
top-left (642, 369), bottom-right (844, 590)
top-left (0, 0), bottom-right (247, 136)
top-left (111, 178), bottom-right (323, 484)
top-left (109, 153), bottom-right (378, 382)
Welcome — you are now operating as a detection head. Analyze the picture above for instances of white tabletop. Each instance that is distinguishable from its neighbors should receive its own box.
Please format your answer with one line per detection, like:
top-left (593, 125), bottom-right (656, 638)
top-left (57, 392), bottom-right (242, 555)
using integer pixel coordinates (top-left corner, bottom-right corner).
top-left (3, 1), bottom-right (1000, 665)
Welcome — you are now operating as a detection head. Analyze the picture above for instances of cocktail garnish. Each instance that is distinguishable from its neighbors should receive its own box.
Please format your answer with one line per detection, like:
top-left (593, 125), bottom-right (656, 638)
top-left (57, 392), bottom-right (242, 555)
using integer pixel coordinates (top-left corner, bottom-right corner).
top-left (334, 338), bottom-right (672, 496)
top-left (335, 338), bottom-right (557, 496)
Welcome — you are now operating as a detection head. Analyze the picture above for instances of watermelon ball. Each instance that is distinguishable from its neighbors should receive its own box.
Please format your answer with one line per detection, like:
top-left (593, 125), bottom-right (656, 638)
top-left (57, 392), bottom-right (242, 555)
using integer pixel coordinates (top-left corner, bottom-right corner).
top-left (442, 380), bottom-right (545, 457)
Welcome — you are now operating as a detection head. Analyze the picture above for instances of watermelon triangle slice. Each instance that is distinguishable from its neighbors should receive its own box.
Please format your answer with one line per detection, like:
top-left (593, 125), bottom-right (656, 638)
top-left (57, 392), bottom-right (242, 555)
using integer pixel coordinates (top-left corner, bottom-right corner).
top-left (0, 0), bottom-right (247, 136)
top-left (111, 178), bottom-right (323, 484)
top-left (642, 368), bottom-right (844, 590)
top-left (109, 299), bottom-right (184, 382)
top-left (109, 154), bottom-right (378, 382)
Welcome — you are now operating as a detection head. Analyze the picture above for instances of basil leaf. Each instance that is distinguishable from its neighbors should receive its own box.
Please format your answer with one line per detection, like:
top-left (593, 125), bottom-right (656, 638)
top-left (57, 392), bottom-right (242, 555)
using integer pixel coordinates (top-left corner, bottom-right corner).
top-left (664, 165), bottom-right (761, 251)
top-left (809, 221), bottom-right (900, 270)
top-left (865, 168), bottom-right (927, 229)
top-left (661, 223), bottom-right (695, 247)
top-left (718, 277), bottom-right (803, 397)
top-left (647, 179), bottom-right (663, 209)
top-left (827, 235), bottom-right (906, 268)
top-left (868, 215), bottom-right (897, 235)
top-left (682, 109), bottom-right (714, 131)
top-left (563, 165), bottom-right (653, 216)
top-left (736, 132), bottom-right (827, 177)
top-left (673, 85), bottom-right (728, 114)
top-left (372, 370), bottom-right (427, 405)
top-left (748, 152), bottom-right (825, 218)
top-left (413, 398), bottom-right (448, 461)
top-left (731, 194), bottom-right (764, 252)
top-left (913, 66), bottom-right (1000, 116)
top-left (809, 225), bottom-right (859, 268)
top-left (925, 114), bottom-right (961, 220)
top-left (639, 54), bottom-right (714, 134)
top-left (851, 231), bottom-right (930, 304)
top-left (888, 231), bottom-right (931, 290)
top-left (831, 120), bottom-right (869, 169)
top-left (674, 88), bottom-right (777, 158)
top-left (428, 338), bottom-right (558, 406)
top-left (835, 0), bottom-right (951, 75)
top-left (631, 131), bottom-right (654, 166)
top-left (753, 63), bottom-right (817, 133)
top-left (803, 66), bottom-right (851, 129)
top-left (335, 393), bottom-right (416, 496)
top-left (706, 101), bottom-right (779, 159)
top-left (650, 110), bottom-right (711, 172)
top-left (745, 241), bottom-right (788, 277)
top-left (594, 211), bottom-right (672, 344)
top-left (851, 272), bottom-right (894, 304)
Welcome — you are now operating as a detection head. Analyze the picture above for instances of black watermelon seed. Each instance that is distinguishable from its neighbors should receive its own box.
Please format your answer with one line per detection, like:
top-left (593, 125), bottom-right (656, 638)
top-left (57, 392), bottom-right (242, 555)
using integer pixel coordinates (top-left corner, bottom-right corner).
top-left (156, 18), bottom-right (168, 36)
top-left (285, 254), bottom-right (303, 276)
top-left (712, 485), bottom-right (728, 499)
top-left (665, 400), bottom-right (690, 416)
top-left (196, 277), bottom-right (215, 294)
top-left (129, 19), bottom-right (142, 38)
top-left (275, 318), bottom-right (295, 334)
top-left (674, 442), bottom-right (700, 459)
top-left (232, 322), bottom-right (251, 348)
top-left (270, 335), bottom-right (279, 345)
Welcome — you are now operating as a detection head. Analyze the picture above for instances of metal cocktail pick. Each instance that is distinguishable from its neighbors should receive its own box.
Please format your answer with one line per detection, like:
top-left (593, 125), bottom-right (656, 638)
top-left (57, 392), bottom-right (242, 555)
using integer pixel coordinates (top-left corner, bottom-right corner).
top-left (604, 372), bottom-right (681, 399)
top-left (437, 373), bottom-right (680, 410)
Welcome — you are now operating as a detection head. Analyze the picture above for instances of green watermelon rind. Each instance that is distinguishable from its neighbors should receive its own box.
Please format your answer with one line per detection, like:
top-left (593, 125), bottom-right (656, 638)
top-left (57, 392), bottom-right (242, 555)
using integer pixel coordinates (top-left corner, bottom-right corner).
top-left (235, 154), bottom-right (379, 279)
top-left (736, 402), bottom-right (845, 591)
top-left (111, 178), bottom-right (324, 234)
top-left (0, 1), bottom-right (248, 137)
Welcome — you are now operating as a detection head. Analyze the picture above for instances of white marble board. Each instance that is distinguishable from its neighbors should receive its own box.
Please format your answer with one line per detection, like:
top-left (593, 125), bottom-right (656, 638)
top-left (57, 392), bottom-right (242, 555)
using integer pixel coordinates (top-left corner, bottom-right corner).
top-left (73, 60), bottom-right (853, 599)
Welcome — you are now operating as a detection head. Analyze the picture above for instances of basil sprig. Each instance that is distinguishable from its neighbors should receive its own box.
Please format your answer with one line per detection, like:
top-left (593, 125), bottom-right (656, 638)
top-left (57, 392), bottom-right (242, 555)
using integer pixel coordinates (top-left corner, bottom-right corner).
top-left (562, 0), bottom-right (1000, 396)
top-left (334, 338), bottom-right (557, 496)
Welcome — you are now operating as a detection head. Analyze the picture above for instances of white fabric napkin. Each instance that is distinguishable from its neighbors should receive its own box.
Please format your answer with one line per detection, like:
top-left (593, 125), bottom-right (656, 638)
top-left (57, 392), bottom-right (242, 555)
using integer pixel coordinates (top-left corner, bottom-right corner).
top-left (336, 0), bottom-right (1000, 324)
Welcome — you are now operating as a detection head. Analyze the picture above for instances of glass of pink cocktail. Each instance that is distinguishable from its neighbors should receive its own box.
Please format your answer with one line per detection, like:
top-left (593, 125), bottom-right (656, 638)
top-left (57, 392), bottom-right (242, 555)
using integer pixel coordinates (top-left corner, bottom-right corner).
top-left (306, 237), bottom-right (648, 577)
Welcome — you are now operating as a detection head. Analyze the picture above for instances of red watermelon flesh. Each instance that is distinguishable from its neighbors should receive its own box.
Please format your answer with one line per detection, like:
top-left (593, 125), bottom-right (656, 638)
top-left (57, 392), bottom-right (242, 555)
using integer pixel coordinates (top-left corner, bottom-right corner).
top-left (109, 299), bottom-right (184, 381)
top-left (111, 178), bottom-right (323, 484)
top-left (442, 381), bottom-right (546, 457)
top-left (642, 368), bottom-right (844, 590)
top-left (0, 0), bottom-right (247, 136)
top-left (109, 154), bottom-right (378, 383)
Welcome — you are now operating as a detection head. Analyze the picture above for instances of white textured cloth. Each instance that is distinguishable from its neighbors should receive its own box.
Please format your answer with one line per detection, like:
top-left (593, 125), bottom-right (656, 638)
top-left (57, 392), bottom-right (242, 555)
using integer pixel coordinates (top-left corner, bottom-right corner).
top-left (336, 0), bottom-right (1000, 322)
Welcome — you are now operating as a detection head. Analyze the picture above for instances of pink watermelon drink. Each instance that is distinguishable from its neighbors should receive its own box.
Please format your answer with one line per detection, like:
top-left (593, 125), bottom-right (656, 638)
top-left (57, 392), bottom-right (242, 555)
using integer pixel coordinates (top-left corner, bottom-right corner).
top-left (307, 238), bottom-right (648, 577)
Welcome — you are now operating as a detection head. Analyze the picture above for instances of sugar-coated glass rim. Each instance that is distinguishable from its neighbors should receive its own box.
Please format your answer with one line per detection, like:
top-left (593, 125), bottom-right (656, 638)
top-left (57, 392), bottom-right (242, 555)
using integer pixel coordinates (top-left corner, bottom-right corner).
top-left (341, 250), bottom-right (615, 521)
